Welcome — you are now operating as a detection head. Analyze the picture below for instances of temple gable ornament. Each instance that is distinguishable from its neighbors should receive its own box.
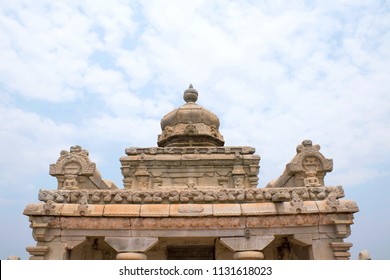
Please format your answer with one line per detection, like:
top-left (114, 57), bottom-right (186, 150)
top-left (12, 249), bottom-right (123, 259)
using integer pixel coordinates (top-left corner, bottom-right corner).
top-left (49, 145), bottom-right (117, 190)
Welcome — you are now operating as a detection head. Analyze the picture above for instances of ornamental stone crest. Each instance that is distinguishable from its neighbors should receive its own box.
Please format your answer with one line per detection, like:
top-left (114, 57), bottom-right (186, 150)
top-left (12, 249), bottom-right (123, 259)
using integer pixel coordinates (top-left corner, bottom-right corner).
top-left (49, 145), bottom-right (116, 190)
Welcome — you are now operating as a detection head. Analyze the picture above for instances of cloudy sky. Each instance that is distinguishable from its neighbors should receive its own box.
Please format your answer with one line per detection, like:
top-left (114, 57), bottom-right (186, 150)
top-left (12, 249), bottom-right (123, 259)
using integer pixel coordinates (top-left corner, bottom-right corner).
top-left (0, 0), bottom-right (389, 260)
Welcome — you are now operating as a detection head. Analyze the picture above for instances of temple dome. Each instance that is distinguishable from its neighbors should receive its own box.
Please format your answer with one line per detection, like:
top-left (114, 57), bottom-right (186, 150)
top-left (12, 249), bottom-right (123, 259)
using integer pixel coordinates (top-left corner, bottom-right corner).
top-left (157, 84), bottom-right (225, 147)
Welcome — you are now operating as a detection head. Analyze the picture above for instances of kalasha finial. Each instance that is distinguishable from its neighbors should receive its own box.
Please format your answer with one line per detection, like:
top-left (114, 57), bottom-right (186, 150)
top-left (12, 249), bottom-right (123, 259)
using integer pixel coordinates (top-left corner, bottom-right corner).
top-left (183, 84), bottom-right (198, 103)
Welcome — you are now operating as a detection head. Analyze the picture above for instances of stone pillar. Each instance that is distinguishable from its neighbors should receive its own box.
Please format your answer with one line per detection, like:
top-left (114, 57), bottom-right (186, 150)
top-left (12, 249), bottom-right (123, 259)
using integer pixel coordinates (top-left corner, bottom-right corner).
top-left (234, 251), bottom-right (264, 260)
top-left (116, 252), bottom-right (147, 260)
top-left (105, 237), bottom-right (158, 260)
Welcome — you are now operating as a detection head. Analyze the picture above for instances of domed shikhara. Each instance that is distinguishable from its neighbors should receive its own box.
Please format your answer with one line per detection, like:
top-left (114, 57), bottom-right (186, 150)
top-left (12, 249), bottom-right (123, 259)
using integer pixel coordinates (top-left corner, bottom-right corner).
top-left (157, 84), bottom-right (225, 147)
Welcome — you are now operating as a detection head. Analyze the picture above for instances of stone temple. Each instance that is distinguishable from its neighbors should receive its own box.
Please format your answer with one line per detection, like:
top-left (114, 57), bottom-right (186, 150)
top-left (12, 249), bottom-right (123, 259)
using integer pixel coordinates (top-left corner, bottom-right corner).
top-left (24, 85), bottom-right (359, 260)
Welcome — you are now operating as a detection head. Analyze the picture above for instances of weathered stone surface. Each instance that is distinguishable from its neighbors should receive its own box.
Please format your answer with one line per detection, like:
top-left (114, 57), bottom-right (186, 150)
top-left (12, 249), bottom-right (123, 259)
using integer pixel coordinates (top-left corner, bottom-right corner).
top-left (330, 242), bottom-right (353, 260)
top-left (233, 251), bottom-right (264, 260)
top-left (103, 205), bottom-right (140, 217)
top-left (61, 204), bottom-right (81, 216)
top-left (170, 204), bottom-right (213, 217)
top-left (60, 217), bottom-right (131, 229)
top-left (23, 203), bottom-right (44, 215)
top-left (241, 203), bottom-right (277, 215)
top-left (36, 187), bottom-right (345, 205)
top-left (220, 236), bottom-right (275, 251)
top-left (276, 201), bottom-right (319, 214)
top-left (26, 246), bottom-right (50, 260)
top-left (105, 237), bottom-right (158, 252)
top-left (316, 199), bottom-right (359, 213)
top-left (140, 204), bottom-right (170, 217)
top-left (213, 204), bottom-right (241, 216)
top-left (116, 252), bottom-right (147, 260)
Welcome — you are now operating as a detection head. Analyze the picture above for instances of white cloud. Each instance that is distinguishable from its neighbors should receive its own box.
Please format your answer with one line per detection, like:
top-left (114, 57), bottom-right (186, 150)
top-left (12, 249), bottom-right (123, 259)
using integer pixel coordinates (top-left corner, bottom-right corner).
top-left (0, 106), bottom-right (76, 191)
top-left (1, 0), bottom-right (390, 259)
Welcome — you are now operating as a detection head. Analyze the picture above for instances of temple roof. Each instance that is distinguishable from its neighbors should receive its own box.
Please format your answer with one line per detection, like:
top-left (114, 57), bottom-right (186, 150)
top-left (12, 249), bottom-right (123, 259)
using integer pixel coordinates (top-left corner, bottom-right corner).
top-left (157, 84), bottom-right (225, 147)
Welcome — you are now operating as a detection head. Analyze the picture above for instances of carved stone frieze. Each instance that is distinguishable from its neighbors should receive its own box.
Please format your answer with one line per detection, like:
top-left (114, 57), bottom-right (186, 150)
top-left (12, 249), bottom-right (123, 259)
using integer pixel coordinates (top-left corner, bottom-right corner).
top-left (60, 217), bottom-right (131, 229)
top-left (246, 215), bottom-right (320, 228)
top-left (130, 217), bottom-right (245, 229)
top-left (37, 186), bottom-right (346, 205)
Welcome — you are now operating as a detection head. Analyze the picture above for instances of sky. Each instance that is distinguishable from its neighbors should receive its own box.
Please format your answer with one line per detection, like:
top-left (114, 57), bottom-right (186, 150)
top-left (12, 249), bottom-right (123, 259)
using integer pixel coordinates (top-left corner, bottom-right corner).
top-left (0, 0), bottom-right (389, 260)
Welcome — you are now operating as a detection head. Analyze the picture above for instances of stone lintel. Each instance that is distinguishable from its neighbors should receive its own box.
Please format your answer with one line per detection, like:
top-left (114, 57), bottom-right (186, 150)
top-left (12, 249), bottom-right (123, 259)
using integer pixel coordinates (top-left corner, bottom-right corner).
top-left (220, 236), bottom-right (275, 252)
top-left (140, 204), bottom-right (170, 217)
top-left (65, 238), bottom-right (87, 250)
top-left (213, 204), bottom-right (241, 216)
top-left (241, 203), bottom-right (277, 215)
top-left (170, 204), bottom-right (213, 216)
top-left (104, 205), bottom-right (141, 216)
top-left (105, 237), bottom-right (158, 252)
top-left (290, 234), bottom-right (314, 246)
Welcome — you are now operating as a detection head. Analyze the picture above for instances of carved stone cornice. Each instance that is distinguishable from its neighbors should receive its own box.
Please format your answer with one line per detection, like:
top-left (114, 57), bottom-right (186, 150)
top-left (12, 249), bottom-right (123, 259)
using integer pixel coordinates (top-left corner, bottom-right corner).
top-left (36, 186), bottom-right (345, 205)
top-left (124, 146), bottom-right (256, 156)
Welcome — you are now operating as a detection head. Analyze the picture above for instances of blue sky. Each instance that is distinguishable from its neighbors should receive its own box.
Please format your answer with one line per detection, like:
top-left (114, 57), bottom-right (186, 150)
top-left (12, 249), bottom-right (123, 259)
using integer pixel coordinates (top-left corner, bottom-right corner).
top-left (0, 0), bottom-right (389, 260)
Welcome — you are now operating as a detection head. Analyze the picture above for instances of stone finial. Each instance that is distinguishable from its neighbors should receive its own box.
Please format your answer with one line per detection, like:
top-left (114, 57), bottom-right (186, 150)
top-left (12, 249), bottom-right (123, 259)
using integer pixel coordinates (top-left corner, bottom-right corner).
top-left (49, 145), bottom-right (117, 190)
top-left (358, 250), bottom-right (371, 260)
top-left (7, 255), bottom-right (21, 260)
top-left (268, 140), bottom-right (333, 188)
top-left (183, 84), bottom-right (198, 103)
top-left (157, 84), bottom-right (224, 147)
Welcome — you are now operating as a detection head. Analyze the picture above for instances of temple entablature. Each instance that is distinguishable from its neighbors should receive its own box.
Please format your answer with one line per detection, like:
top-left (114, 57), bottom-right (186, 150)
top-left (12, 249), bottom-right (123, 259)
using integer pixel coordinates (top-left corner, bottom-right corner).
top-left (49, 145), bottom-right (117, 190)
top-left (268, 140), bottom-right (333, 188)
